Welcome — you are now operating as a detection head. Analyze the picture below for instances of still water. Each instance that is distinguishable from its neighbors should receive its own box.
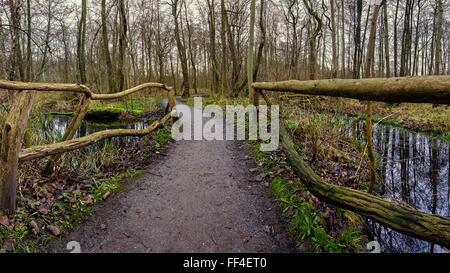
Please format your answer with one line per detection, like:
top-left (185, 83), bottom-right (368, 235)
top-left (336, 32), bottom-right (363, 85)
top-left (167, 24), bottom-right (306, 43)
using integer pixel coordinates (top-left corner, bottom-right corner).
top-left (39, 114), bottom-right (153, 152)
top-left (345, 121), bottom-right (449, 253)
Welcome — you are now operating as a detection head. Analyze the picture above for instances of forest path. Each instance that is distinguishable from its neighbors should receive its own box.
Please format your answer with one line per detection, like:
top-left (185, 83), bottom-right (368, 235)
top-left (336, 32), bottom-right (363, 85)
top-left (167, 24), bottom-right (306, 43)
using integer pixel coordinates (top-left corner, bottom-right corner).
top-left (45, 98), bottom-right (297, 253)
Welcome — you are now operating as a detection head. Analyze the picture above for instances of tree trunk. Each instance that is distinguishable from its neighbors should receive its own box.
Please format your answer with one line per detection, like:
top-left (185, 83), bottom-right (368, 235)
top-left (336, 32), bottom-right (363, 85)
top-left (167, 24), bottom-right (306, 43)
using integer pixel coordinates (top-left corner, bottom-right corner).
top-left (206, 0), bottom-right (219, 94)
top-left (383, 0), bottom-right (390, 78)
top-left (36, 0), bottom-right (52, 80)
top-left (25, 0), bottom-right (32, 81)
top-left (171, 0), bottom-right (190, 98)
top-left (117, 0), bottom-right (127, 91)
top-left (102, 0), bottom-right (115, 93)
top-left (77, 0), bottom-right (87, 84)
top-left (435, 0), bottom-right (443, 75)
top-left (247, 0), bottom-right (256, 98)
top-left (252, 76), bottom-right (450, 105)
top-left (330, 0), bottom-right (338, 79)
top-left (340, 0), bottom-right (345, 78)
top-left (184, 3), bottom-right (198, 94)
top-left (353, 0), bottom-right (363, 79)
top-left (302, 0), bottom-right (322, 81)
top-left (8, 0), bottom-right (24, 82)
top-left (393, 0), bottom-right (400, 77)
top-left (220, 0), bottom-right (227, 94)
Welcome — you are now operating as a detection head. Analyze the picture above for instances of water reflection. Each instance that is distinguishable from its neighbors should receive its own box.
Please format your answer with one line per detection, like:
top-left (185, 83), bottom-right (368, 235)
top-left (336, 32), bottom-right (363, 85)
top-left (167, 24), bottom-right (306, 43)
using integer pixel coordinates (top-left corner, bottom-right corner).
top-left (40, 114), bottom-right (152, 153)
top-left (345, 120), bottom-right (449, 253)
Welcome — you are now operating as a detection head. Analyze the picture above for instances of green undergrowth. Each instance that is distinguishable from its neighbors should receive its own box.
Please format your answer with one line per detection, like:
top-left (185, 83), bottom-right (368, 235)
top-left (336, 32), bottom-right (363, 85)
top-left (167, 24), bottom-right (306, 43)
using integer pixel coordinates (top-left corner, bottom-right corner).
top-left (180, 96), bottom-right (255, 109)
top-left (248, 142), bottom-right (367, 253)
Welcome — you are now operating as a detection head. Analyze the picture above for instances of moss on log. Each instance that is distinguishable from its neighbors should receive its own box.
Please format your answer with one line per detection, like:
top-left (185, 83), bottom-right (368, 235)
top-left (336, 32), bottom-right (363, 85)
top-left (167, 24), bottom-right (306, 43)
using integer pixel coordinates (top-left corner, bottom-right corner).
top-left (253, 76), bottom-right (450, 104)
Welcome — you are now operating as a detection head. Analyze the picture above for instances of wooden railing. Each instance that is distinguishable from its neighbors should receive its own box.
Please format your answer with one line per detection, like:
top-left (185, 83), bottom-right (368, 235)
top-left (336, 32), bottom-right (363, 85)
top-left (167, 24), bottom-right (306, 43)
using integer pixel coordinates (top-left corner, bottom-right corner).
top-left (252, 76), bottom-right (450, 248)
top-left (0, 80), bottom-right (177, 212)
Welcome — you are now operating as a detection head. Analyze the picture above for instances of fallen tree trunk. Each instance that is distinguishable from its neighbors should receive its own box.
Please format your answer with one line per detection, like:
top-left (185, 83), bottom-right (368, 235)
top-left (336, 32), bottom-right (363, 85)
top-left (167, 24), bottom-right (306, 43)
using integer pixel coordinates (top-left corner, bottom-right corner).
top-left (91, 82), bottom-right (169, 100)
top-left (257, 89), bottom-right (450, 248)
top-left (19, 110), bottom-right (174, 162)
top-left (0, 80), bottom-right (93, 97)
top-left (0, 80), bottom-right (172, 101)
top-left (253, 76), bottom-right (450, 104)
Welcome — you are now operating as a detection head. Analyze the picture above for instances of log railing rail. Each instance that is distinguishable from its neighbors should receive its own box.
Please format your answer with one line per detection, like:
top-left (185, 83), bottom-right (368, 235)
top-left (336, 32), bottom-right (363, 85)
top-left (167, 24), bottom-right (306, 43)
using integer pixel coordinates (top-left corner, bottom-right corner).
top-left (0, 80), bottom-right (177, 212)
top-left (252, 75), bottom-right (450, 248)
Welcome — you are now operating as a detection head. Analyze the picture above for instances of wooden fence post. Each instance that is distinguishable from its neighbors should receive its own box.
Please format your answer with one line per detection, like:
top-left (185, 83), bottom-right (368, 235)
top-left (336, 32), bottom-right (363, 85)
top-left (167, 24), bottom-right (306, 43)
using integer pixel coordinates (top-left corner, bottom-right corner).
top-left (0, 90), bottom-right (36, 213)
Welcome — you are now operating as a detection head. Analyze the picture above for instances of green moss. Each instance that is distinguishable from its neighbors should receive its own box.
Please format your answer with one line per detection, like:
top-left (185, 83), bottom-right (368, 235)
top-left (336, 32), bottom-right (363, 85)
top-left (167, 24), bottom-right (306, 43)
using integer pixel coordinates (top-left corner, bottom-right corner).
top-left (50, 107), bottom-right (143, 117)
top-left (50, 95), bottom-right (165, 118)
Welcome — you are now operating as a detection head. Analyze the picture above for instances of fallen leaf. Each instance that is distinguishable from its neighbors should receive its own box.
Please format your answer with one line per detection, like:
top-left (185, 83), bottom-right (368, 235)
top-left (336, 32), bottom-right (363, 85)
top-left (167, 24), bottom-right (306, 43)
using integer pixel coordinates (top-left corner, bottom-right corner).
top-left (102, 192), bottom-right (111, 200)
top-left (0, 215), bottom-right (9, 227)
top-left (249, 173), bottom-right (267, 182)
top-left (2, 236), bottom-right (16, 251)
top-left (48, 225), bottom-right (60, 236)
top-left (85, 196), bottom-right (93, 204)
top-left (100, 224), bottom-right (106, 230)
top-left (39, 207), bottom-right (49, 215)
top-left (30, 220), bottom-right (39, 234)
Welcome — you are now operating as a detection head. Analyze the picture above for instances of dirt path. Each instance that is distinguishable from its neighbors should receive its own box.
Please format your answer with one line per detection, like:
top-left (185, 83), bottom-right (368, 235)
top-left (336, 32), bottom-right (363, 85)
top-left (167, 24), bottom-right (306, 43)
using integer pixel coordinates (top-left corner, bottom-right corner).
top-left (45, 99), bottom-right (298, 253)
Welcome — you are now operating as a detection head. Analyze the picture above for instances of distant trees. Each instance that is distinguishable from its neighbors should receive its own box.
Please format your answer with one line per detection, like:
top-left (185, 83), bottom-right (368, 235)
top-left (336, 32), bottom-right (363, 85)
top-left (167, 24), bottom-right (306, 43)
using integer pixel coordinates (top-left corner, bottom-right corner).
top-left (0, 0), bottom-right (448, 94)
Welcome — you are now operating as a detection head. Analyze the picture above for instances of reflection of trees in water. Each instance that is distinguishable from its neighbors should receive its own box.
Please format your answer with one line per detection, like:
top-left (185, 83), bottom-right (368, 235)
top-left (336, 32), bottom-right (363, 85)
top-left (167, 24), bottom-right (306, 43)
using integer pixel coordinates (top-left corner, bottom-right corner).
top-left (39, 115), bottom-right (152, 168)
top-left (349, 120), bottom-right (448, 253)
top-left (429, 139), bottom-right (439, 253)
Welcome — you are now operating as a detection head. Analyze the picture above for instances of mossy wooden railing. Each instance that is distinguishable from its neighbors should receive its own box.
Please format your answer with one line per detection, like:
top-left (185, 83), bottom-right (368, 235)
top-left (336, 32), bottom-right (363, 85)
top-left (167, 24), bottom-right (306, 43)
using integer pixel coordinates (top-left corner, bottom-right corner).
top-left (0, 80), bottom-right (177, 212)
top-left (252, 75), bottom-right (450, 248)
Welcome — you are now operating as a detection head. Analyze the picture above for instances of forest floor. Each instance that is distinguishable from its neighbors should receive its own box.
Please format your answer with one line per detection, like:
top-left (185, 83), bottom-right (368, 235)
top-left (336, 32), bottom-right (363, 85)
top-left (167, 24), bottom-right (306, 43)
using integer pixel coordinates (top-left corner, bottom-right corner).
top-left (4, 92), bottom-right (444, 253)
top-left (42, 99), bottom-right (299, 253)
